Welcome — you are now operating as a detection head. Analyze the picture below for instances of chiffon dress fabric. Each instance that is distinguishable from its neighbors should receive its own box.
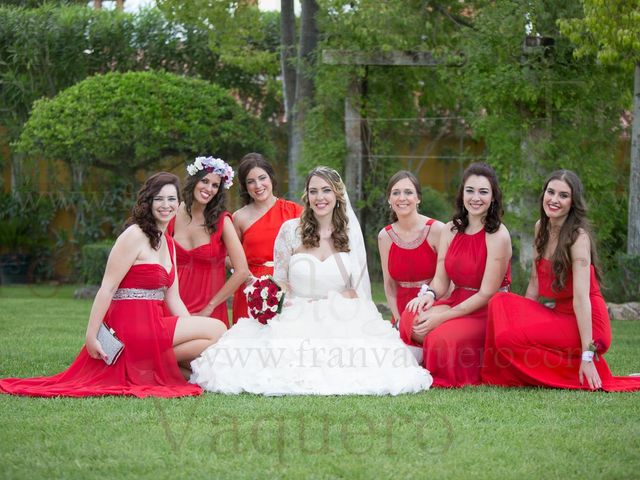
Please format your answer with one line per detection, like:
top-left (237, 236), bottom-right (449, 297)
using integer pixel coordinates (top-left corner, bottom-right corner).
top-left (0, 236), bottom-right (202, 398)
top-left (190, 219), bottom-right (432, 396)
top-left (168, 212), bottom-right (231, 327)
top-left (232, 198), bottom-right (302, 323)
top-left (482, 258), bottom-right (640, 391)
top-left (387, 219), bottom-right (438, 327)
top-left (400, 228), bottom-right (511, 387)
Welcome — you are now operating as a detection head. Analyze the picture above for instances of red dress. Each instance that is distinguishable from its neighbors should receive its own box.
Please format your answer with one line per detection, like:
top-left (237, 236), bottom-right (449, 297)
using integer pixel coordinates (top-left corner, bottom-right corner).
top-left (232, 199), bottom-right (302, 323)
top-left (482, 258), bottom-right (640, 391)
top-left (168, 212), bottom-right (231, 327)
top-left (400, 228), bottom-right (511, 387)
top-left (0, 236), bottom-right (202, 398)
top-left (387, 219), bottom-right (438, 327)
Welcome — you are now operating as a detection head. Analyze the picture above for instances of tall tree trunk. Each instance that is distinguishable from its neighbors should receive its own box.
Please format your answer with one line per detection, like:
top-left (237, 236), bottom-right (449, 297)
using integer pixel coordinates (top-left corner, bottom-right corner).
top-left (288, 0), bottom-right (318, 197)
top-left (280, 0), bottom-right (296, 123)
top-left (280, 0), bottom-right (297, 198)
top-left (518, 124), bottom-right (547, 269)
top-left (10, 151), bottom-right (24, 191)
top-left (628, 62), bottom-right (640, 255)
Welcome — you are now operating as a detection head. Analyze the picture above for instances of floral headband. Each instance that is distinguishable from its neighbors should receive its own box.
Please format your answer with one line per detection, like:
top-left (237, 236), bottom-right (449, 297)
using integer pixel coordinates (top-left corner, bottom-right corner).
top-left (186, 156), bottom-right (235, 189)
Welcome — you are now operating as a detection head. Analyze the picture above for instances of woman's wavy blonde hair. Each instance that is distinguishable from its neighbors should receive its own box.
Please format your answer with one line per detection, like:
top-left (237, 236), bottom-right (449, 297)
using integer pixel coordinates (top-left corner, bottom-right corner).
top-left (300, 166), bottom-right (350, 252)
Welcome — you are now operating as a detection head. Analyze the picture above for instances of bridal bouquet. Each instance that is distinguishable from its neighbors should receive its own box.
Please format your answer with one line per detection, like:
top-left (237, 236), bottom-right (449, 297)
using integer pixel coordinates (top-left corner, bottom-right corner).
top-left (244, 276), bottom-right (285, 324)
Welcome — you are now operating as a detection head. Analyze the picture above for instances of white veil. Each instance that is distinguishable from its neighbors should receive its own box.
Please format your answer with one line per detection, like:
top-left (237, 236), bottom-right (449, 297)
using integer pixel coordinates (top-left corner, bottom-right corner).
top-left (344, 191), bottom-right (372, 300)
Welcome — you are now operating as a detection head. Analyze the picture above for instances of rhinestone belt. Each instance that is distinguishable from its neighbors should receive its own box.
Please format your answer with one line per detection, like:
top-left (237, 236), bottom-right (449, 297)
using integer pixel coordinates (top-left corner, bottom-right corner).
top-left (112, 287), bottom-right (165, 301)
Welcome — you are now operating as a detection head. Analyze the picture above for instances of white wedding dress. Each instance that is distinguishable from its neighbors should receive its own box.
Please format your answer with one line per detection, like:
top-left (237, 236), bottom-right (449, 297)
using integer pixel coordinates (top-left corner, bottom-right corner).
top-left (190, 219), bottom-right (432, 395)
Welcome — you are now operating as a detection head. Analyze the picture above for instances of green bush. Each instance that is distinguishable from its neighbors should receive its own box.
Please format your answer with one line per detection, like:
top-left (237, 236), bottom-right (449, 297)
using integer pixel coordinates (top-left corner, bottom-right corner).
top-left (421, 186), bottom-right (452, 223)
top-left (81, 242), bottom-right (113, 285)
top-left (602, 253), bottom-right (640, 303)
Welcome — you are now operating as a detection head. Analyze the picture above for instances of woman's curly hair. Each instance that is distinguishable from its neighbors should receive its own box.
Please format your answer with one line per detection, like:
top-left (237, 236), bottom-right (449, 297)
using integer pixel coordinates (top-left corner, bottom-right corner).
top-left (535, 169), bottom-right (602, 292)
top-left (237, 152), bottom-right (278, 206)
top-left (300, 166), bottom-right (350, 252)
top-left (182, 168), bottom-right (227, 233)
top-left (125, 172), bottom-right (181, 249)
top-left (451, 162), bottom-right (503, 234)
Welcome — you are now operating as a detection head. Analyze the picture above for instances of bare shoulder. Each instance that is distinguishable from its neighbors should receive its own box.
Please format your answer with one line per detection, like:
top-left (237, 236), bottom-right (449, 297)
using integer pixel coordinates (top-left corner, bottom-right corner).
top-left (534, 219), bottom-right (541, 235)
top-left (572, 229), bottom-right (591, 249)
top-left (378, 225), bottom-right (391, 241)
top-left (118, 223), bottom-right (146, 243)
top-left (112, 224), bottom-right (146, 253)
top-left (222, 215), bottom-right (237, 232)
top-left (441, 221), bottom-right (455, 239)
top-left (486, 224), bottom-right (512, 249)
top-left (233, 205), bottom-right (249, 223)
top-left (428, 218), bottom-right (446, 237)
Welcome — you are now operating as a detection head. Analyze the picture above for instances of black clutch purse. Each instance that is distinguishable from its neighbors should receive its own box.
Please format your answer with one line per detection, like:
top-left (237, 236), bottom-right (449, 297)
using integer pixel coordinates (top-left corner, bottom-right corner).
top-left (97, 323), bottom-right (124, 366)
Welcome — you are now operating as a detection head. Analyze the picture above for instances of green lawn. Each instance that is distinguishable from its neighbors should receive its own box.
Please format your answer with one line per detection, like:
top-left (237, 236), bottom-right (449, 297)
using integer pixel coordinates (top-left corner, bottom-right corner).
top-left (0, 285), bottom-right (639, 479)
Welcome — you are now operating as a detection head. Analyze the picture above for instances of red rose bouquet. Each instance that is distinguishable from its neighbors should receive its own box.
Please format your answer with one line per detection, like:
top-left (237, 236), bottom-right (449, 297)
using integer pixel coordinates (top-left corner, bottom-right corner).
top-left (244, 275), bottom-right (285, 324)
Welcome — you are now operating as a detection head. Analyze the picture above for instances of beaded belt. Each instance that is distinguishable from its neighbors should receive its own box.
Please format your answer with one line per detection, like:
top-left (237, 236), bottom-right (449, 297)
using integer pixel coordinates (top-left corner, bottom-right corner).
top-left (458, 285), bottom-right (511, 293)
top-left (112, 288), bottom-right (165, 301)
top-left (398, 280), bottom-right (430, 288)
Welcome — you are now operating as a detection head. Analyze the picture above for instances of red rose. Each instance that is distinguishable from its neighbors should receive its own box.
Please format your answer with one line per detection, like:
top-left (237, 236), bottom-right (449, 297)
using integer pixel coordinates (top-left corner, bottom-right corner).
top-left (267, 282), bottom-right (280, 296)
top-left (248, 295), bottom-right (263, 310)
top-left (266, 294), bottom-right (279, 307)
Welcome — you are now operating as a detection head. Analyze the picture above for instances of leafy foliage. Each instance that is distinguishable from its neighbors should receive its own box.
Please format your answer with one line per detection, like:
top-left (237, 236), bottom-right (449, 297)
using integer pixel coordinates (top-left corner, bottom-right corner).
top-left (16, 71), bottom-right (273, 177)
top-left (449, 0), bottom-right (629, 262)
top-left (559, 1), bottom-right (640, 69)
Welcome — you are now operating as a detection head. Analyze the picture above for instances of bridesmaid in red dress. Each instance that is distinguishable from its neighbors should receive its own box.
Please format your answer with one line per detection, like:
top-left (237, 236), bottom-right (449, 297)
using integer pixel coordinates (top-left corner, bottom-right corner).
top-left (231, 153), bottom-right (302, 323)
top-left (402, 162), bottom-right (512, 387)
top-left (378, 171), bottom-right (443, 336)
top-left (0, 173), bottom-right (226, 397)
top-left (483, 170), bottom-right (640, 391)
top-left (168, 156), bottom-right (249, 328)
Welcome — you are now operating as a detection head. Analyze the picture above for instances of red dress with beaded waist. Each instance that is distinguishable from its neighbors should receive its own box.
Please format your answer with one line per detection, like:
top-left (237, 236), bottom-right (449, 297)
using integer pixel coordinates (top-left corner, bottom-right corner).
top-left (400, 228), bottom-right (511, 387)
top-left (0, 235), bottom-right (202, 398)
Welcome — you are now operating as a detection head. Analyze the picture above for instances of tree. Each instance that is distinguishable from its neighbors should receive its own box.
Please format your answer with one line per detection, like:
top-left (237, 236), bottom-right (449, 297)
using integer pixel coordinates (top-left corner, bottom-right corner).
top-left (157, 0), bottom-right (320, 197)
top-left (0, 4), bottom-right (280, 189)
top-left (17, 71), bottom-right (272, 178)
top-left (559, 1), bottom-right (640, 255)
top-left (16, 71), bottom-right (272, 240)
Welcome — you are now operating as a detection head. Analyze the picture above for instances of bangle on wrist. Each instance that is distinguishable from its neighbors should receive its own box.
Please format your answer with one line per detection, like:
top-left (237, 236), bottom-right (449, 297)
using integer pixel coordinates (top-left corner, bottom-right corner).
top-left (585, 340), bottom-right (599, 361)
top-left (581, 350), bottom-right (595, 362)
top-left (418, 283), bottom-right (437, 300)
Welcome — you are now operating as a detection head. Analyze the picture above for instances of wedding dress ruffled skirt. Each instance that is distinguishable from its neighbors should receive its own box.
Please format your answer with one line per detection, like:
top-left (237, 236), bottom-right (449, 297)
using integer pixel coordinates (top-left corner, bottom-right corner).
top-left (191, 291), bottom-right (432, 395)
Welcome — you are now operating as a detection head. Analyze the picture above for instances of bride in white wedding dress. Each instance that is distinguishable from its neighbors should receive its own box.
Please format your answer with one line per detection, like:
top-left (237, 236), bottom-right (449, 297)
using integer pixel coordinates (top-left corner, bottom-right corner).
top-left (190, 167), bottom-right (432, 395)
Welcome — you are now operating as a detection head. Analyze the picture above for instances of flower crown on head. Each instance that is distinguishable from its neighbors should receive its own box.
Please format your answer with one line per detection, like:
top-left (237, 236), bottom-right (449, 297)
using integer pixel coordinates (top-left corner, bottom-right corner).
top-left (186, 156), bottom-right (235, 189)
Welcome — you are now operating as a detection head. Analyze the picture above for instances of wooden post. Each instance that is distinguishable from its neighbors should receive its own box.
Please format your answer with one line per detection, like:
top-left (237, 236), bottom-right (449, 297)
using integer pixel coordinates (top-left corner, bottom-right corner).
top-left (344, 76), bottom-right (363, 219)
top-left (628, 61), bottom-right (640, 255)
top-left (93, 0), bottom-right (102, 9)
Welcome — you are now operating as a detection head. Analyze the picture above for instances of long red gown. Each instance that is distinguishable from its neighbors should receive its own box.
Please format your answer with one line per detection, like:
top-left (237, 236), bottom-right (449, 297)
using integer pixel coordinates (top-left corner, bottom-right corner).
top-left (482, 258), bottom-right (640, 391)
top-left (232, 198), bottom-right (302, 323)
top-left (386, 219), bottom-right (438, 327)
top-left (0, 236), bottom-right (202, 398)
top-left (400, 228), bottom-right (511, 387)
top-left (168, 212), bottom-right (231, 327)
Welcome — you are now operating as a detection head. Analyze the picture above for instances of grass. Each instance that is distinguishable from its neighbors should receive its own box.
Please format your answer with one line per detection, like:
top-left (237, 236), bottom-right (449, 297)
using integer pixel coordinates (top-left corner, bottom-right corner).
top-left (1, 285), bottom-right (639, 479)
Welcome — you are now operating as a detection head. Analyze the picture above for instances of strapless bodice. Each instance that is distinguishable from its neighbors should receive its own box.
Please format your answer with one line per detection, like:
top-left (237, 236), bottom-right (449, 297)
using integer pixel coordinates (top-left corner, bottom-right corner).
top-left (288, 252), bottom-right (350, 299)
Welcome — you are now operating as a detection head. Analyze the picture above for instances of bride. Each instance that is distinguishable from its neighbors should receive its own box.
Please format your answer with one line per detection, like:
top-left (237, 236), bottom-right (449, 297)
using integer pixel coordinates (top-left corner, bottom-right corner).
top-left (190, 166), bottom-right (432, 395)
